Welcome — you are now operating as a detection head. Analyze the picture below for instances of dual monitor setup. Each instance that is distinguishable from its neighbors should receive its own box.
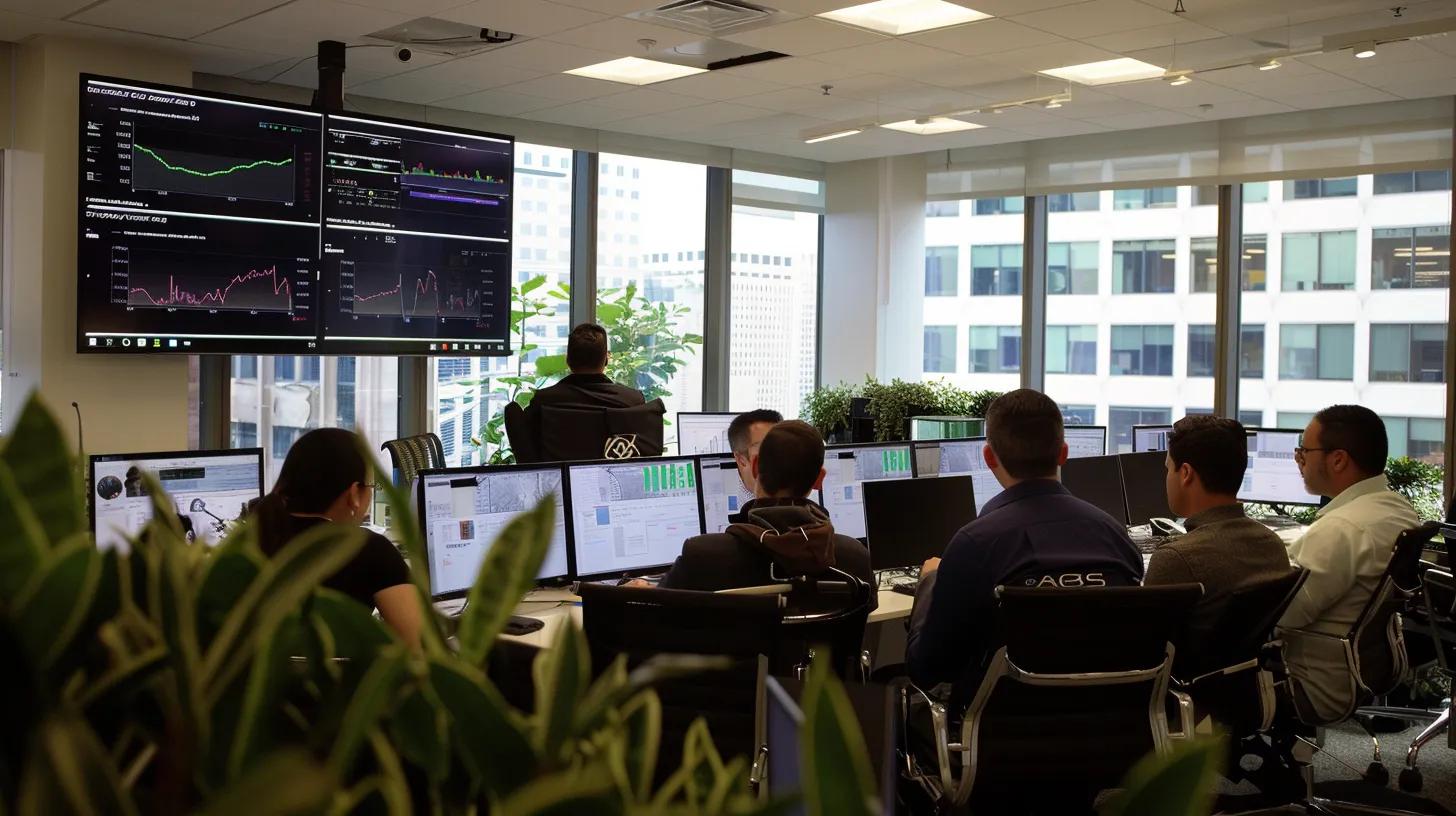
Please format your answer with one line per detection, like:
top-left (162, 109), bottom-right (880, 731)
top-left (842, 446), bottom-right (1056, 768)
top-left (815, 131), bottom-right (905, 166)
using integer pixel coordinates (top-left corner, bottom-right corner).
top-left (78, 75), bottom-right (514, 356)
top-left (1131, 424), bottom-right (1321, 508)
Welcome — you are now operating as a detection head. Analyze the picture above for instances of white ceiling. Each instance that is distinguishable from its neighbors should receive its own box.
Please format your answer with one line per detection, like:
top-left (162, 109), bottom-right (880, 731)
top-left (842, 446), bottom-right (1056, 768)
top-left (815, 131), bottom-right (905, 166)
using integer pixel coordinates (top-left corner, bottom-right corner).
top-left (3, 0), bottom-right (1455, 162)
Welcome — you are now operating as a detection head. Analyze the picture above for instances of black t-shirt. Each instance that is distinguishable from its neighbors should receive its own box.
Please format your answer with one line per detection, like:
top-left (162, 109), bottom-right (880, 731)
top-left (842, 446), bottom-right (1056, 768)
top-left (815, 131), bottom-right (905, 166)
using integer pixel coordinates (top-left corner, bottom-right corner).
top-left (278, 516), bottom-right (411, 609)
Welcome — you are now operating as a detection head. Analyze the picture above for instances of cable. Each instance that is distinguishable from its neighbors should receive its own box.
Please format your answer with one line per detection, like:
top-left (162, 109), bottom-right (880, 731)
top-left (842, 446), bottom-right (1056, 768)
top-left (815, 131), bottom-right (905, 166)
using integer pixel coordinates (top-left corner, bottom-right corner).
top-left (240, 43), bottom-right (390, 86)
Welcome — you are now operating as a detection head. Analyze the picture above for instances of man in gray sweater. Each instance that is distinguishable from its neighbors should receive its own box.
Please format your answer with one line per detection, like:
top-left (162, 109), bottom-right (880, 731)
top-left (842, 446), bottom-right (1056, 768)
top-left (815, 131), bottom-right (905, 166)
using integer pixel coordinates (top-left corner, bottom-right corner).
top-left (1145, 415), bottom-right (1293, 675)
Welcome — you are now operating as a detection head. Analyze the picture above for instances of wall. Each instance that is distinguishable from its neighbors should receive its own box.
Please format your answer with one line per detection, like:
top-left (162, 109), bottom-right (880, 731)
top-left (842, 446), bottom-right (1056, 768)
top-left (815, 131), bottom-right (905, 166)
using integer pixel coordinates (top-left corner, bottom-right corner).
top-left (821, 155), bottom-right (925, 386)
top-left (6, 36), bottom-right (191, 453)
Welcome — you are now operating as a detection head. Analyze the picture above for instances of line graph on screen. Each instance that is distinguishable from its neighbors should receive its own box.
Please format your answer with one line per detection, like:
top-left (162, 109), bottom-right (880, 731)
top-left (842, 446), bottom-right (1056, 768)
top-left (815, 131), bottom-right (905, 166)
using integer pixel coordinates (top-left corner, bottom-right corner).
top-left (131, 128), bottom-right (295, 204)
top-left (116, 247), bottom-right (299, 313)
top-left (343, 261), bottom-right (486, 320)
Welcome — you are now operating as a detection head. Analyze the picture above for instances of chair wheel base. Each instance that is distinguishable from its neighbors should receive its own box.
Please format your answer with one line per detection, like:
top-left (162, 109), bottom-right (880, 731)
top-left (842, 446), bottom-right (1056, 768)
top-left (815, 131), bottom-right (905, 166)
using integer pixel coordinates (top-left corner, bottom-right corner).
top-left (1398, 767), bottom-right (1423, 793)
top-left (1365, 761), bottom-right (1389, 787)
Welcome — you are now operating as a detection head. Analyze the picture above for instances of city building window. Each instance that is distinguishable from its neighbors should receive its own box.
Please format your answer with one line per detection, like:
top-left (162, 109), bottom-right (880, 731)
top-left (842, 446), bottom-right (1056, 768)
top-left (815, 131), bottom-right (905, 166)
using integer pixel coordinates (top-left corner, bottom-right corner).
top-left (925, 246), bottom-right (958, 296)
top-left (1241, 325), bottom-right (1265, 379)
top-left (1242, 235), bottom-right (1268, 291)
top-left (1110, 325), bottom-right (1174, 376)
top-left (925, 200), bottom-right (960, 217)
top-left (1112, 240), bottom-right (1175, 293)
top-left (1110, 407), bottom-right (1172, 453)
top-left (1046, 325), bottom-right (1097, 374)
top-left (1112, 187), bottom-right (1176, 210)
top-left (1047, 191), bottom-right (1100, 212)
top-left (924, 325), bottom-right (957, 373)
top-left (969, 326), bottom-right (1020, 373)
top-left (1279, 325), bottom-right (1354, 381)
top-left (233, 356), bottom-right (257, 379)
top-left (973, 196), bottom-right (1023, 215)
top-left (1187, 325), bottom-right (1215, 377)
top-left (1243, 182), bottom-right (1270, 203)
top-left (1372, 226), bottom-right (1450, 289)
top-left (231, 421), bottom-right (258, 449)
top-left (1196, 183), bottom-right (1270, 206)
top-left (1284, 177), bottom-right (1356, 199)
top-left (1373, 170), bottom-right (1450, 195)
top-left (1282, 231), bottom-right (1355, 291)
top-left (1048, 242), bottom-right (1098, 295)
top-left (970, 244), bottom-right (1022, 296)
top-left (1061, 405), bottom-right (1097, 425)
top-left (1382, 416), bottom-right (1445, 463)
top-left (1190, 237), bottom-right (1217, 292)
top-left (1370, 324), bottom-right (1446, 383)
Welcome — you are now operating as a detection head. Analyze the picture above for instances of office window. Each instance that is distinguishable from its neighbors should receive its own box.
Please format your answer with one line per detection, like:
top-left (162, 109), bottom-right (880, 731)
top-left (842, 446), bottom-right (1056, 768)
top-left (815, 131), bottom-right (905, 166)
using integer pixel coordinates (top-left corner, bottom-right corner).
top-left (1111, 325), bottom-right (1174, 376)
top-left (969, 326), bottom-right (1020, 374)
top-left (924, 326), bottom-right (957, 373)
top-left (1372, 226), bottom-right (1450, 289)
top-left (1190, 237), bottom-right (1217, 292)
top-left (1243, 182), bottom-right (1270, 203)
top-left (1281, 231), bottom-right (1355, 291)
top-left (1194, 186), bottom-right (1218, 207)
top-left (1112, 240), bottom-right (1175, 293)
top-left (1284, 177), bottom-right (1356, 199)
top-left (1241, 325), bottom-right (1265, 379)
top-left (1279, 325), bottom-right (1354, 381)
top-left (1048, 191), bottom-right (1100, 212)
top-left (730, 185), bottom-right (821, 417)
top-left (1109, 407), bottom-right (1172, 453)
top-left (1241, 235), bottom-right (1268, 291)
top-left (1046, 325), bottom-right (1097, 374)
top-left (971, 244), bottom-right (1022, 296)
top-left (1112, 187), bottom-right (1176, 210)
top-left (1382, 416), bottom-right (1445, 463)
top-left (925, 200), bottom-right (960, 217)
top-left (1370, 324), bottom-right (1446, 383)
top-left (1048, 242), bottom-right (1098, 295)
top-left (1373, 170), bottom-right (1450, 195)
top-left (230, 421), bottom-right (258, 449)
top-left (925, 246), bottom-right (958, 296)
top-left (973, 196), bottom-right (1024, 215)
top-left (1061, 405), bottom-right (1097, 425)
top-left (1187, 325), bottom-right (1215, 377)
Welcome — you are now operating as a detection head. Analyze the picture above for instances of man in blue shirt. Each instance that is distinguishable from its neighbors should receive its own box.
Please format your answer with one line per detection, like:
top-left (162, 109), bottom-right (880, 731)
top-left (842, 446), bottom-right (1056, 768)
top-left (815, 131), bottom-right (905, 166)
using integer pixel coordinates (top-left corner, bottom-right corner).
top-left (906, 389), bottom-right (1144, 710)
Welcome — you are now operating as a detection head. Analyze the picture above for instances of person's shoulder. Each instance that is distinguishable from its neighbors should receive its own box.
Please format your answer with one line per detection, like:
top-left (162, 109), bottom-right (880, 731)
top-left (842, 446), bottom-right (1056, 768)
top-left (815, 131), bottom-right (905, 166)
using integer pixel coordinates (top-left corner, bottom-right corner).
top-left (680, 532), bottom-right (742, 559)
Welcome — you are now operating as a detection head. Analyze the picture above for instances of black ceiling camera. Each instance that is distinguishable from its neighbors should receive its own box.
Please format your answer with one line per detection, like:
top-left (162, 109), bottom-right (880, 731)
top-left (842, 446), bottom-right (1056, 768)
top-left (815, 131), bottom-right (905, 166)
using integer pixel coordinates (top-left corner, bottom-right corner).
top-left (394, 46), bottom-right (413, 62)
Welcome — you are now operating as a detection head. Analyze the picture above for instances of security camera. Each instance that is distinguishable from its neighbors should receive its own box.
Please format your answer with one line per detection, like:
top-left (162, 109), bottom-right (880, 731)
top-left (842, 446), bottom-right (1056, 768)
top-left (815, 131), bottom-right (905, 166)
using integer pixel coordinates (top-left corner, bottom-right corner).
top-left (394, 46), bottom-right (413, 63)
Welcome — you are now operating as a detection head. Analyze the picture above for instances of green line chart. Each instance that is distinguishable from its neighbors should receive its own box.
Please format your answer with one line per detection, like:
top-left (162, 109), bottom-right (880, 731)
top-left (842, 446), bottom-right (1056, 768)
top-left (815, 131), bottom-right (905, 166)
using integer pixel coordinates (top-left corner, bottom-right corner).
top-left (133, 144), bottom-right (292, 178)
top-left (131, 136), bottom-right (296, 204)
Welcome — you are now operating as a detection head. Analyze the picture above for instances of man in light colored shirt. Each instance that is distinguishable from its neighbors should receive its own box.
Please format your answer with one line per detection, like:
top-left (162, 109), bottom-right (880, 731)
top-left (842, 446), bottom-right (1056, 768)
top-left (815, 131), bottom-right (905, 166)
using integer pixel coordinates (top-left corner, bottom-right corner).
top-left (1278, 405), bottom-right (1417, 723)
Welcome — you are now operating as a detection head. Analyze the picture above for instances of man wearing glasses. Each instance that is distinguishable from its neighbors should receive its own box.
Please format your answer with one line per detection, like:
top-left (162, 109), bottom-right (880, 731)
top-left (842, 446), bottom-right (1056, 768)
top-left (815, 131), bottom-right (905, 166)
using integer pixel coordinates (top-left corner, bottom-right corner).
top-left (1278, 405), bottom-right (1417, 723)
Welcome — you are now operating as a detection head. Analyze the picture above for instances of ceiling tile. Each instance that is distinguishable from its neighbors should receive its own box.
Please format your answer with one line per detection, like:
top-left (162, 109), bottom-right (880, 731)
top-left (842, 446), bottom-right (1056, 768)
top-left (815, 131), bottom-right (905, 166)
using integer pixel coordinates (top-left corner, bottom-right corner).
top-left (69, 0), bottom-right (284, 40)
top-left (399, 53), bottom-right (546, 87)
top-left (0, 0), bottom-right (91, 17)
top-left (1370, 77), bottom-right (1456, 99)
top-left (348, 72), bottom-right (483, 103)
top-left (1300, 40), bottom-right (1446, 73)
top-left (1062, 97), bottom-right (1158, 118)
top-left (545, 16), bottom-right (704, 53)
top-left (1284, 87), bottom-right (1402, 109)
top-left (721, 55), bottom-right (860, 87)
top-left (434, 0), bottom-right (608, 39)
top-left (1006, 118), bottom-right (1112, 137)
top-left (434, 87), bottom-right (560, 116)
top-left (1077, 109), bottom-right (1196, 130)
top-left (496, 72), bottom-right (626, 102)
top-left (906, 19), bottom-right (1063, 57)
top-left (811, 39), bottom-right (965, 76)
top-left (1082, 19), bottom-right (1226, 54)
top-left (1201, 65), bottom-right (1368, 97)
top-left (529, 99), bottom-right (635, 126)
top-left (1012, 0), bottom-right (1175, 40)
top-left (195, 0), bottom-right (411, 53)
top-left (743, 85), bottom-right (907, 120)
top-left (186, 43), bottom-right (295, 77)
top-left (641, 69), bottom-right (789, 101)
top-left (463, 38), bottom-right (618, 74)
top-left (916, 56), bottom-right (1036, 90)
top-left (1127, 36), bottom-right (1271, 69)
top-left (1183, 98), bottom-right (1296, 119)
top-left (721, 17), bottom-right (888, 56)
top-left (546, 0), bottom-right (660, 13)
top-left (962, 0), bottom-right (1087, 15)
top-left (750, 0), bottom-right (853, 12)
top-left (992, 40), bottom-right (1122, 73)
top-left (335, 0), bottom-right (464, 11)
top-left (593, 87), bottom-right (702, 114)
top-left (1100, 76), bottom-right (1266, 107)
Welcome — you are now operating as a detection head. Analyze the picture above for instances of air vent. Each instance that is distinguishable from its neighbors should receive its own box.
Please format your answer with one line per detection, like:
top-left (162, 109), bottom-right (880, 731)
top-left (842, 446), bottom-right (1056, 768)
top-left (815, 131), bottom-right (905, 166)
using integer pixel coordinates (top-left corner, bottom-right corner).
top-left (367, 17), bottom-right (522, 57)
top-left (632, 0), bottom-right (793, 36)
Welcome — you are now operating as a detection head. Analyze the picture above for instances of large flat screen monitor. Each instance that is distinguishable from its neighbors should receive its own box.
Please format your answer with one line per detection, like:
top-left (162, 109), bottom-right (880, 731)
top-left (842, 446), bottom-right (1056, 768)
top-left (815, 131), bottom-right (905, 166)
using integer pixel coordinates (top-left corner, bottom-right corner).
top-left (566, 457), bottom-right (703, 579)
top-left (863, 476), bottom-right (973, 571)
top-left (1060, 454), bottom-right (1129, 525)
top-left (319, 113), bottom-right (513, 355)
top-left (78, 76), bottom-right (323, 354)
top-left (913, 438), bottom-right (1001, 514)
top-left (90, 448), bottom-right (263, 552)
top-left (818, 443), bottom-right (914, 540)
top-left (416, 465), bottom-right (571, 598)
top-left (1239, 428), bottom-right (1321, 507)
top-left (1120, 451), bottom-right (1175, 526)
top-left (1065, 425), bottom-right (1108, 458)
top-left (1132, 424), bottom-right (1175, 453)
top-left (677, 412), bottom-right (737, 456)
top-left (698, 454), bottom-right (752, 534)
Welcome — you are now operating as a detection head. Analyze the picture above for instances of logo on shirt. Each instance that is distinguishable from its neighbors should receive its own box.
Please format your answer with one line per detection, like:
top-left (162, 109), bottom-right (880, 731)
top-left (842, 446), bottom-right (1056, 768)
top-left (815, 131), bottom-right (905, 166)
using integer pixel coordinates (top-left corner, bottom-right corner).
top-left (1024, 572), bottom-right (1107, 588)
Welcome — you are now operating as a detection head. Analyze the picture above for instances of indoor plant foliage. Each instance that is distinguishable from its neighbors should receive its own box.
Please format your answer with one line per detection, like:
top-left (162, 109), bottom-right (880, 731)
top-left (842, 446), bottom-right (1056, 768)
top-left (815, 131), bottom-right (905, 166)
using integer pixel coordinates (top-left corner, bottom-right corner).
top-left (1384, 455), bottom-right (1445, 522)
top-left (0, 395), bottom-right (874, 814)
top-left (801, 380), bottom-right (1004, 443)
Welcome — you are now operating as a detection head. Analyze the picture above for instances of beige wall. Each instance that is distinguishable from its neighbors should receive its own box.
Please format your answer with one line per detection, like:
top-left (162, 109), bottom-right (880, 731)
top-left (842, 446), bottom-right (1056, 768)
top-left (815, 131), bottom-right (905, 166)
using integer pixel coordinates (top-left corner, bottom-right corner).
top-left (6, 36), bottom-right (191, 453)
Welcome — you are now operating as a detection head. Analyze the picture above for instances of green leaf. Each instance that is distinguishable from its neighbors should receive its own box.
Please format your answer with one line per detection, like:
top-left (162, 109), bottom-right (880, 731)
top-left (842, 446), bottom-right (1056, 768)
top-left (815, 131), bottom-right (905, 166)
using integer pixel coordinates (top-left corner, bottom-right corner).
top-left (14, 540), bottom-right (100, 671)
top-left (327, 644), bottom-right (408, 778)
top-left (596, 303), bottom-right (625, 325)
top-left (520, 274), bottom-right (547, 295)
top-left (195, 545), bottom-right (262, 647)
top-left (17, 713), bottom-right (138, 816)
top-left (801, 657), bottom-right (878, 816)
top-left (428, 659), bottom-right (535, 796)
top-left (1098, 737), bottom-right (1225, 816)
top-left (0, 395), bottom-right (85, 545)
top-left (367, 730), bottom-right (413, 816)
top-left (389, 688), bottom-right (449, 782)
top-left (618, 691), bottom-right (661, 801)
top-left (533, 617), bottom-right (591, 762)
top-left (534, 355), bottom-right (569, 378)
top-left (308, 589), bottom-right (393, 659)
top-left (492, 761), bottom-right (618, 816)
top-left (226, 614), bottom-right (302, 778)
top-left (0, 460), bottom-right (47, 599)
top-left (456, 494), bottom-right (556, 666)
top-left (197, 748), bottom-right (336, 816)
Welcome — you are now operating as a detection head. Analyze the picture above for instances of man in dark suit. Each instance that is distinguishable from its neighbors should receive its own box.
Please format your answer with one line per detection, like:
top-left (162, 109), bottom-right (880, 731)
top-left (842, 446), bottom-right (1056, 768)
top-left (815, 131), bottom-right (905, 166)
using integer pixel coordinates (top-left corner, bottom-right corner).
top-left (657, 420), bottom-right (873, 594)
top-left (525, 323), bottom-right (645, 417)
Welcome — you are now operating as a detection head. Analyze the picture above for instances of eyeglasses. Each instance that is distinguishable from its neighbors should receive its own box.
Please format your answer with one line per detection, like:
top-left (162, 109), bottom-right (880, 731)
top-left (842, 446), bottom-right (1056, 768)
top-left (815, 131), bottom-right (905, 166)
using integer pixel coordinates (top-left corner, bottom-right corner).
top-left (1293, 446), bottom-right (1337, 457)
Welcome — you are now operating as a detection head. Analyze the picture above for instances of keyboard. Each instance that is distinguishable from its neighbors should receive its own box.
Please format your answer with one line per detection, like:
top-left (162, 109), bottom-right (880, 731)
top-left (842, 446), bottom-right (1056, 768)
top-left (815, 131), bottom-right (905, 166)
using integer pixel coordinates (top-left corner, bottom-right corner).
top-left (1127, 525), bottom-right (1178, 555)
top-left (877, 568), bottom-right (920, 596)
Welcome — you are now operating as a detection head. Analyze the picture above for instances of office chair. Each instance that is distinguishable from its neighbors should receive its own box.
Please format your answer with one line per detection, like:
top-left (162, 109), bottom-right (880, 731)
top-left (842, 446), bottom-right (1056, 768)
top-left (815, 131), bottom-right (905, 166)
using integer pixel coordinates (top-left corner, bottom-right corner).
top-left (579, 583), bottom-right (783, 784)
top-left (775, 565), bottom-right (875, 681)
top-left (502, 402), bottom-right (540, 464)
top-left (380, 432), bottom-right (445, 487)
top-left (518, 399), bottom-right (666, 463)
top-left (902, 583), bottom-right (1202, 811)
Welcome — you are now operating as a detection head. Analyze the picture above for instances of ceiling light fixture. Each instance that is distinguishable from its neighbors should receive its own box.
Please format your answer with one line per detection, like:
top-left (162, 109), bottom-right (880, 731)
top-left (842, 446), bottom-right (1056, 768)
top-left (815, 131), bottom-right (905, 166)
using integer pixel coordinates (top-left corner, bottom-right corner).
top-left (803, 128), bottom-right (863, 144)
top-left (564, 56), bottom-right (705, 85)
top-left (1040, 57), bottom-right (1166, 86)
top-left (1044, 97), bottom-right (1063, 109)
top-left (817, 0), bottom-right (991, 36)
top-left (1166, 72), bottom-right (1193, 86)
top-left (1354, 41), bottom-right (1377, 58)
top-left (1258, 58), bottom-right (1282, 70)
top-left (881, 116), bottom-right (985, 135)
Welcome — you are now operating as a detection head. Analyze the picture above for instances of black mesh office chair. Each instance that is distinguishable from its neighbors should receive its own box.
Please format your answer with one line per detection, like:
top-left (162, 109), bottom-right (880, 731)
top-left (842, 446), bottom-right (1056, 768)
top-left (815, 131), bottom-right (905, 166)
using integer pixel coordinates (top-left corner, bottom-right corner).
top-left (903, 583), bottom-right (1202, 811)
top-left (502, 402), bottom-right (540, 464)
top-left (579, 583), bottom-right (783, 784)
top-left (380, 432), bottom-right (444, 487)
top-left (511, 399), bottom-right (666, 463)
top-left (776, 565), bottom-right (875, 681)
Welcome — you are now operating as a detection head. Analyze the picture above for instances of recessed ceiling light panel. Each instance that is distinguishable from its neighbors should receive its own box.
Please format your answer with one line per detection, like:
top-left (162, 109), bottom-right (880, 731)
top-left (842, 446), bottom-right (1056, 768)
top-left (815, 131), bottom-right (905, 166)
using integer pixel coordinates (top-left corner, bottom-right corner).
top-left (1040, 57), bottom-right (1165, 86)
top-left (565, 56), bottom-right (706, 85)
top-left (881, 116), bottom-right (984, 135)
top-left (817, 0), bottom-right (991, 36)
top-left (804, 128), bottom-right (863, 143)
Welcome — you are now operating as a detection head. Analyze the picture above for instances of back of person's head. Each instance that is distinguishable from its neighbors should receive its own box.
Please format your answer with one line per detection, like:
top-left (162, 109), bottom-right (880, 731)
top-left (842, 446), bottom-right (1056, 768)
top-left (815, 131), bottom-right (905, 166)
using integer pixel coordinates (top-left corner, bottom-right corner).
top-left (1312, 404), bottom-right (1388, 476)
top-left (757, 420), bottom-right (824, 497)
top-left (985, 389), bottom-right (1063, 479)
top-left (253, 427), bottom-right (369, 554)
top-left (1167, 415), bottom-right (1248, 495)
top-left (566, 323), bottom-right (609, 372)
top-left (728, 409), bottom-right (783, 456)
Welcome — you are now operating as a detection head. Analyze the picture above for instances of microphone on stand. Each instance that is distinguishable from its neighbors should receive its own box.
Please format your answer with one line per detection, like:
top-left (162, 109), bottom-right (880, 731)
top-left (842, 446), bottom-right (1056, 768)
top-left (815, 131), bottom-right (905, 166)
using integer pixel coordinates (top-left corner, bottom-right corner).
top-left (71, 401), bottom-right (84, 455)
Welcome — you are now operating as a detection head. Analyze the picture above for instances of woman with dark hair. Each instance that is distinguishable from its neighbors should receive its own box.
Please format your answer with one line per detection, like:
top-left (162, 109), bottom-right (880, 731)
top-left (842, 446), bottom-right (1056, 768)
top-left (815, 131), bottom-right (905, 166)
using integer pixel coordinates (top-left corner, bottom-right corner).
top-left (253, 427), bottom-right (421, 644)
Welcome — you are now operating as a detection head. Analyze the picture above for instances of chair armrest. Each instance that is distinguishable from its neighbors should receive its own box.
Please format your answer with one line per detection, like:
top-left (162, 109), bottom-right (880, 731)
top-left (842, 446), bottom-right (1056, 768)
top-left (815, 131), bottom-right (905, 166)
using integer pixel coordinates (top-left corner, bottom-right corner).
top-left (1185, 657), bottom-right (1262, 687)
top-left (928, 699), bottom-right (955, 797)
top-left (1279, 626), bottom-right (1347, 643)
top-left (1167, 689), bottom-right (1196, 741)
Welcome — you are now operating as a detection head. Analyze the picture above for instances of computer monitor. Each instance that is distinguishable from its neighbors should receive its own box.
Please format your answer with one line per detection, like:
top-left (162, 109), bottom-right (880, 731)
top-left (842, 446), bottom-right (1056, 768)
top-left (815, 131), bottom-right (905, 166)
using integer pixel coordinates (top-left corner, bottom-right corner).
top-left (676, 412), bottom-right (738, 455)
top-left (1239, 428), bottom-right (1321, 507)
top-left (698, 454), bottom-right (753, 534)
top-left (765, 677), bottom-right (806, 814)
top-left (416, 465), bottom-right (571, 598)
top-left (90, 448), bottom-right (263, 552)
top-left (1065, 425), bottom-right (1108, 458)
top-left (1132, 424), bottom-right (1175, 453)
top-left (764, 677), bottom-right (897, 816)
top-left (1060, 454), bottom-right (1129, 525)
top-left (912, 437), bottom-right (1002, 514)
top-left (1120, 451), bottom-right (1175, 526)
top-left (566, 456), bottom-right (704, 579)
top-left (863, 476), bottom-right (974, 571)
top-left (818, 443), bottom-right (914, 540)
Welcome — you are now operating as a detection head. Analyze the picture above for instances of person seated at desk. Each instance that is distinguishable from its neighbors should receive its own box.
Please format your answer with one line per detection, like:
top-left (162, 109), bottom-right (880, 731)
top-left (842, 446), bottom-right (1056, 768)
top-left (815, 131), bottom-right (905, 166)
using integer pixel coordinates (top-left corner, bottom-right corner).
top-left (1144, 415), bottom-right (1292, 672)
top-left (524, 323), bottom-right (644, 419)
top-left (906, 389), bottom-right (1143, 710)
top-left (727, 408), bottom-right (782, 503)
top-left (1278, 405), bottom-right (1417, 723)
top-left (656, 420), bottom-right (873, 595)
top-left (253, 428), bottom-right (421, 645)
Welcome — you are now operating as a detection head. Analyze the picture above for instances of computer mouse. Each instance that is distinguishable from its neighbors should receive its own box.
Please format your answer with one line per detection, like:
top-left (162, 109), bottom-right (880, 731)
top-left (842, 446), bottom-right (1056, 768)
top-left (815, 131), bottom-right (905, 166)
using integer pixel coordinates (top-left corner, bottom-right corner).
top-left (1149, 517), bottom-right (1186, 537)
